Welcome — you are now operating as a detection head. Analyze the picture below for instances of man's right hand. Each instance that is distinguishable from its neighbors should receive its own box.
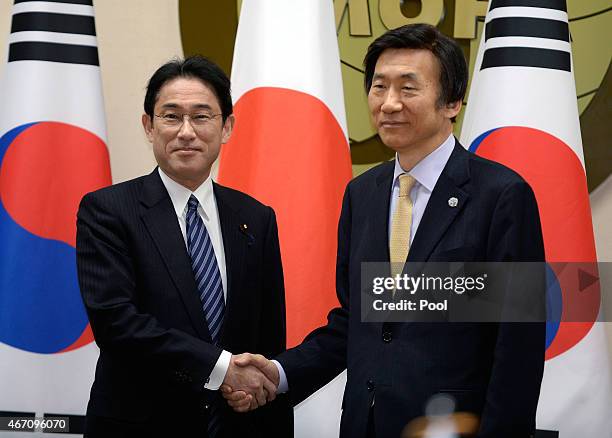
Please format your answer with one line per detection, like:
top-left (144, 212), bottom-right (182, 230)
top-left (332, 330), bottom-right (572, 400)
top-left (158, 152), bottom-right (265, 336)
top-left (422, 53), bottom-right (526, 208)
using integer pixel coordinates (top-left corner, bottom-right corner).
top-left (221, 353), bottom-right (280, 413)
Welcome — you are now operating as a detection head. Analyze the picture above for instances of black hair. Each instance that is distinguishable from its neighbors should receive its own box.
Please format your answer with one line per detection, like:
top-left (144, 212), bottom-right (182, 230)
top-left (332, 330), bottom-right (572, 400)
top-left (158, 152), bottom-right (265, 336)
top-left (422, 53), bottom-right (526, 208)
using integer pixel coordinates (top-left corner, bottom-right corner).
top-left (144, 55), bottom-right (232, 122)
top-left (363, 23), bottom-right (468, 107)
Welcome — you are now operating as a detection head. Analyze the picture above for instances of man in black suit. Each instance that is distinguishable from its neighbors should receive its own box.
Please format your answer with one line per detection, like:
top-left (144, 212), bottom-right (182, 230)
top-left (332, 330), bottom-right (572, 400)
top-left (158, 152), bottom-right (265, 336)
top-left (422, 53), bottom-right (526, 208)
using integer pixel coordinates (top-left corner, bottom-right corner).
top-left (76, 56), bottom-right (292, 437)
top-left (224, 24), bottom-right (545, 437)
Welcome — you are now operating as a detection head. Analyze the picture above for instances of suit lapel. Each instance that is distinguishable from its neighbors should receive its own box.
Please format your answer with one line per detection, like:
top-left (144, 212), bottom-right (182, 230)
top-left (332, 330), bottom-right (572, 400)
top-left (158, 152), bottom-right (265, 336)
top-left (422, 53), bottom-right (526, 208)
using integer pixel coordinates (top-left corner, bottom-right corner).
top-left (408, 142), bottom-right (471, 262)
top-left (213, 183), bottom-right (249, 341)
top-left (139, 170), bottom-right (211, 341)
top-left (368, 161), bottom-right (395, 262)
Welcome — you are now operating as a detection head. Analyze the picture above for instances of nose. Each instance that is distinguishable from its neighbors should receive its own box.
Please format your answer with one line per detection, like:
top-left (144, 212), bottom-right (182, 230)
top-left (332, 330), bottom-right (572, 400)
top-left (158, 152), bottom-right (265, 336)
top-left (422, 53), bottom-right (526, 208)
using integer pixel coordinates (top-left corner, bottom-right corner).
top-left (380, 88), bottom-right (402, 114)
top-left (177, 115), bottom-right (197, 140)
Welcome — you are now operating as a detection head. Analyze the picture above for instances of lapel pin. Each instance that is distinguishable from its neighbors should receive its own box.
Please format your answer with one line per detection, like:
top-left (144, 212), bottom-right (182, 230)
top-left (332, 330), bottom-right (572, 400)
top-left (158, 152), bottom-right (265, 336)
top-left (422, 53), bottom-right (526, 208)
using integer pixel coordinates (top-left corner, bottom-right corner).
top-left (448, 197), bottom-right (458, 208)
top-left (240, 223), bottom-right (255, 245)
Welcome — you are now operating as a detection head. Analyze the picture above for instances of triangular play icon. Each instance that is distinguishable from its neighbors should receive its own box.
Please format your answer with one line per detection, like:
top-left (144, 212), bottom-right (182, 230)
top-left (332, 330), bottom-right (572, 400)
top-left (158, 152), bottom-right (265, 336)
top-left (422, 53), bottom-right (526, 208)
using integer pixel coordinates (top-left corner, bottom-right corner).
top-left (578, 269), bottom-right (599, 292)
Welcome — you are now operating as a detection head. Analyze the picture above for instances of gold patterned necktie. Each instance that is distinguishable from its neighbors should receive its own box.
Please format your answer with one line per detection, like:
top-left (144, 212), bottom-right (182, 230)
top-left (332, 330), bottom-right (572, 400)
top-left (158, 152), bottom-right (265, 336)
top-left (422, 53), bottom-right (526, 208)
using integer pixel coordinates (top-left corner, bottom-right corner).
top-left (389, 174), bottom-right (417, 278)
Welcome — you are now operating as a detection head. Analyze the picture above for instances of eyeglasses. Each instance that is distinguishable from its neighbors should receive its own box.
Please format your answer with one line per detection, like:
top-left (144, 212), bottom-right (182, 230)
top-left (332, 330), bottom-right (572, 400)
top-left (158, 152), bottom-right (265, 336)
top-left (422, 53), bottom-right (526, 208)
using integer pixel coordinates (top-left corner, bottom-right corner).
top-left (154, 112), bottom-right (223, 129)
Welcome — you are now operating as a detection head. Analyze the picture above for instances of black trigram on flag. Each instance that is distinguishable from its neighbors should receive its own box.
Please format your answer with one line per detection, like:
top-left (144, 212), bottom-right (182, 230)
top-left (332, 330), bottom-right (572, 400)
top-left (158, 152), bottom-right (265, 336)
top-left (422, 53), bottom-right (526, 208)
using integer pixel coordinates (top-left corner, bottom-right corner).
top-left (8, 0), bottom-right (99, 66)
top-left (481, 0), bottom-right (571, 71)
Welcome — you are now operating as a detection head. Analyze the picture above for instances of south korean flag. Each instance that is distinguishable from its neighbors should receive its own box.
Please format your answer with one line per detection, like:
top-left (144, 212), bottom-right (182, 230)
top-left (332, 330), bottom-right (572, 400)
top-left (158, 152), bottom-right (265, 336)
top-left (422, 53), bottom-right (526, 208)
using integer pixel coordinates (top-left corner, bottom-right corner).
top-left (461, 1), bottom-right (612, 436)
top-left (0, 0), bottom-right (110, 435)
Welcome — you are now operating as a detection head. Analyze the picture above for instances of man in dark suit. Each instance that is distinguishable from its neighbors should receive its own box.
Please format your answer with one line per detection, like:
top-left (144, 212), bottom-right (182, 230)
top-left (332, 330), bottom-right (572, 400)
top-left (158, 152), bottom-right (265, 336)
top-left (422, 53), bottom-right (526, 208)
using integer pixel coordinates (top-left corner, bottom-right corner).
top-left (76, 56), bottom-right (292, 437)
top-left (224, 24), bottom-right (545, 437)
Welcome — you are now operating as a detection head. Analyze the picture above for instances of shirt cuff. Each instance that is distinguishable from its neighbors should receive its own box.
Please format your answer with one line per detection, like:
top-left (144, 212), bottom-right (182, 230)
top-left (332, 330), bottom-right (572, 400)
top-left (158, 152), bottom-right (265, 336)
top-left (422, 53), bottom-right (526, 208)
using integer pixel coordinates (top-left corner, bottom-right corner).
top-left (272, 360), bottom-right (289, 393)
top-left (204, 350), bottom-right (231, 390)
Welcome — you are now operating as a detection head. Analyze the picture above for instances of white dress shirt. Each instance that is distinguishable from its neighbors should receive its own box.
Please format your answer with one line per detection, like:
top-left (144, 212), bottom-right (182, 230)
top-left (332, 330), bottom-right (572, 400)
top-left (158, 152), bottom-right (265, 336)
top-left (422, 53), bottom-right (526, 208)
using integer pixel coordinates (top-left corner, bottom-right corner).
top-left (274, 133), bottom-right (456, 394)
top-left (158, 168), bottom-right (231, 390)
top-left (388, 133), bottom-right (455, 241)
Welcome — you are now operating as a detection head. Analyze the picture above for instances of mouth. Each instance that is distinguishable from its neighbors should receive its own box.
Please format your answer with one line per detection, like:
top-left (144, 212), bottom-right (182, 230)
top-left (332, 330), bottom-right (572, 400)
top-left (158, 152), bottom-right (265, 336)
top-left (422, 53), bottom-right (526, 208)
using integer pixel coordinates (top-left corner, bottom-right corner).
top-left (379, 121), bottom-right (407, 128)
top-left (173, 146), bottom-right (201, 153)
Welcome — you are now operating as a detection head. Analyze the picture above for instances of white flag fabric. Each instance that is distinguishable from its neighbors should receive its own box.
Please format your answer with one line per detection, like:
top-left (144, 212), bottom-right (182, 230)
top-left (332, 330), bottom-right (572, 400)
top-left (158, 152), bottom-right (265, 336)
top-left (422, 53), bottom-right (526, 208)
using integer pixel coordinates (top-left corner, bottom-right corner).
top-left (218, 1), bottom-right (353, 436)
top-left (0, 0), bottom-right (110, 434)
top-left (460, 0), bottom-right (612, 436)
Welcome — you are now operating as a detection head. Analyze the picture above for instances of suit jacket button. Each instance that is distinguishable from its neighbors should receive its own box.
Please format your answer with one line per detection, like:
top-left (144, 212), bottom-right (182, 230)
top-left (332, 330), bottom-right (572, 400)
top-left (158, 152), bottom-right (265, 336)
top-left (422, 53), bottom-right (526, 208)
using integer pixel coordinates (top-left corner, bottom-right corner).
top-left (382, 331), bottom-right (392, 343)
top-left (367, 380), bottom-right (375, 391)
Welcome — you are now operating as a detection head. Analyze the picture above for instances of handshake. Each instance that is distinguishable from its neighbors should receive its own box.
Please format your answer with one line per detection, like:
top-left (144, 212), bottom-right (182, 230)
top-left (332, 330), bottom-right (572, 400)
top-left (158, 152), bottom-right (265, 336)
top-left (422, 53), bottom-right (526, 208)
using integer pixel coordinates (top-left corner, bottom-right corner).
top-left (220, 353), bottom-right (280, 413)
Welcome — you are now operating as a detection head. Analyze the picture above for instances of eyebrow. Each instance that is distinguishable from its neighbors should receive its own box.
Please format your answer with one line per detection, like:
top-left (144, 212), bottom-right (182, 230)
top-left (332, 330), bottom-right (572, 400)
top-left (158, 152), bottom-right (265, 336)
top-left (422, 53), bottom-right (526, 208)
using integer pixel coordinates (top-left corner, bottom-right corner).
top-left (372, 72), bottom-right (419, 81)
top-left (160, 103), bottom-right (214, 111)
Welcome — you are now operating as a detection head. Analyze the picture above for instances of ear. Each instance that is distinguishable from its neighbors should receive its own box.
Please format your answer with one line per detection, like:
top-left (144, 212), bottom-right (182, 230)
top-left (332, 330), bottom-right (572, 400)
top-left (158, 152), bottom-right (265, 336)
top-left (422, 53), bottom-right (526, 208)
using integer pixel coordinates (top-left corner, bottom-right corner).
top-left (444, 100), bottom-right (462, 120)
top-left (221, 114), bottom-right (235, 144)
top-left (142, 114), bottom-right (154, 143)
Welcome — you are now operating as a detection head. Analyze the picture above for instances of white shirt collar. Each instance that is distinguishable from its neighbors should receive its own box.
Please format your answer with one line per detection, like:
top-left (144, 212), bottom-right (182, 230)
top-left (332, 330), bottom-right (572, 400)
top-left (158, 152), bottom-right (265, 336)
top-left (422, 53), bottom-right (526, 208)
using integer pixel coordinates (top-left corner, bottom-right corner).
top-left (392, 133), bottom-right (456, 192)
top-left (157, 168), bottom-right (214, 220)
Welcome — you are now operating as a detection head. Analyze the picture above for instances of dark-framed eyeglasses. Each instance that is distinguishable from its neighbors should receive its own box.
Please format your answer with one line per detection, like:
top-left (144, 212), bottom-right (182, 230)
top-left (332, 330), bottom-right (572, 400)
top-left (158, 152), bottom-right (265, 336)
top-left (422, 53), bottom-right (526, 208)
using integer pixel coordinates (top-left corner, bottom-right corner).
top-left (154, 112), bottom-right (223, 129)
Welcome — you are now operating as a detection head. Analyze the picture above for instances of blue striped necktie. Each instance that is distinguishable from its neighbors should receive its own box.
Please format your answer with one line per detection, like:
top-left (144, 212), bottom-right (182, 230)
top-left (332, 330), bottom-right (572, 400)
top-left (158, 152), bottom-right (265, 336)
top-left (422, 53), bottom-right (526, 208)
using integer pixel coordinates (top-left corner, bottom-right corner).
top-left (185, 195), bottom-right (224, 437)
